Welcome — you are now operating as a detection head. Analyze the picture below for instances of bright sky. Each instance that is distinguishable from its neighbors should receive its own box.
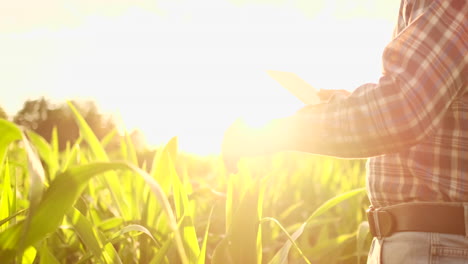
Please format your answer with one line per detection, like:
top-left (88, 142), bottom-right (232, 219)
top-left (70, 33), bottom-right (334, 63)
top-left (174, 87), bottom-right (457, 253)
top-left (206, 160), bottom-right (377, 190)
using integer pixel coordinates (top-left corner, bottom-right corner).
top-left (0, 0), bottom-right (399, 155)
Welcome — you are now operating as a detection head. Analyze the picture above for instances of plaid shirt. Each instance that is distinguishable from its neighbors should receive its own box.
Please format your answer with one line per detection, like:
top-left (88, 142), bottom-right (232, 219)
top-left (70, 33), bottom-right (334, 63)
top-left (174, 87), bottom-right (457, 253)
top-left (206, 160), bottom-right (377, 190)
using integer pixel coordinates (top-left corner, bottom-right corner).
top-left (294, 0), bottom-right (467, 207)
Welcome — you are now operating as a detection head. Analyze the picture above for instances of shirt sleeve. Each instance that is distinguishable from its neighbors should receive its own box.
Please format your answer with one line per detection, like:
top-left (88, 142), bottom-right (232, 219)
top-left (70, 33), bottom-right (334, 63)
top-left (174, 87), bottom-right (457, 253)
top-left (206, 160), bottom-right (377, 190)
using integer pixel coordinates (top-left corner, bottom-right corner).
top-left (289, 0), bottom-right (467, 158)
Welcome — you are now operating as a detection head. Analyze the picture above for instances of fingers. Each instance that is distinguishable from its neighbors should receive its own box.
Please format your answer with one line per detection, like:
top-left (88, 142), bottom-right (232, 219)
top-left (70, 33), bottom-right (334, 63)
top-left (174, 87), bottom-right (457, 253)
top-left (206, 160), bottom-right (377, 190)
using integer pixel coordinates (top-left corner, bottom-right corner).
top-left (317, 89), bottom-right (337, 101)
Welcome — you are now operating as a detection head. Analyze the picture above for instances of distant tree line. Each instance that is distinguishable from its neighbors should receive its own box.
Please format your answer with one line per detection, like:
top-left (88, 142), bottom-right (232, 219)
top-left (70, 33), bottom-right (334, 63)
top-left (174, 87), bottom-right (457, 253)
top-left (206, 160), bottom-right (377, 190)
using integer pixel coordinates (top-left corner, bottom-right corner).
top-left (10, 97), bottom-right (116, 150)
top-left (1, 97), bottom-right (156, 167)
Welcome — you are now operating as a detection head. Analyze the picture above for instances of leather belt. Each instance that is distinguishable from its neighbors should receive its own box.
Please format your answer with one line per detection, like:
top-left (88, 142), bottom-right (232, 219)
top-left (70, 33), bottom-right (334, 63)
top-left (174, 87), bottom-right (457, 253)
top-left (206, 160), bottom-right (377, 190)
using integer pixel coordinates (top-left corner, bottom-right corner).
top-left (366, 203), bottom-right (466, 238)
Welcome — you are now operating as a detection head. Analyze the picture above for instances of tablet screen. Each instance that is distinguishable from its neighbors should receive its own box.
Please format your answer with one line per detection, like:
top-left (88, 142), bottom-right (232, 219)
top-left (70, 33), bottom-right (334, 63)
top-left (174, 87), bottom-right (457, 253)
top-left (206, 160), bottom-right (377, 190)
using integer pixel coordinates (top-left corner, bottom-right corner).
top-left (267, 70), bottom-right (320, 105)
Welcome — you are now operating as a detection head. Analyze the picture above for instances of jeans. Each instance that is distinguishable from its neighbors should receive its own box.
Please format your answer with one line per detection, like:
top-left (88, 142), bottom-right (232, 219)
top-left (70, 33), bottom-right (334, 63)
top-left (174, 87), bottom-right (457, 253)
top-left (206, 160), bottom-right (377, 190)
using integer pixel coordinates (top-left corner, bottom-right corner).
top-left (367, 232), bottom-right (468, 263)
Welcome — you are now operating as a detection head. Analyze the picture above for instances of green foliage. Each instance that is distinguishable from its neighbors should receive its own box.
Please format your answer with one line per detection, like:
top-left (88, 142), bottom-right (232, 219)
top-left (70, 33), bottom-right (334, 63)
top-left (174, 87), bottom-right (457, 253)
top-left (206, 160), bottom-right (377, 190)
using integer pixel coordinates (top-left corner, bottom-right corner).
top-left (0, 104), bottom-right (371, 263)
top-left (13, 97), bottom-right (117, 151)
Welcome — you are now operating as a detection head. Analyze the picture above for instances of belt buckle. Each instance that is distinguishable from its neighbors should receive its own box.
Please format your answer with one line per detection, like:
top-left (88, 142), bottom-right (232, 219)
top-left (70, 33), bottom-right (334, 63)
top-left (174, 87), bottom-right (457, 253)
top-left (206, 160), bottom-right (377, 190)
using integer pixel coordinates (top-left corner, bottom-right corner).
top-left (367, 207), bottom-right (394, 239)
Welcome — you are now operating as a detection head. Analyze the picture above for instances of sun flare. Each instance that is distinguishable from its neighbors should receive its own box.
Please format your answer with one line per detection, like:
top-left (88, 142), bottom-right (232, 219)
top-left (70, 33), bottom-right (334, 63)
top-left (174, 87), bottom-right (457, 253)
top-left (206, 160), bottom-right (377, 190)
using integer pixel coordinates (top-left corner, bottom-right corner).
top-left (0, 0), bottom-right (398, 155)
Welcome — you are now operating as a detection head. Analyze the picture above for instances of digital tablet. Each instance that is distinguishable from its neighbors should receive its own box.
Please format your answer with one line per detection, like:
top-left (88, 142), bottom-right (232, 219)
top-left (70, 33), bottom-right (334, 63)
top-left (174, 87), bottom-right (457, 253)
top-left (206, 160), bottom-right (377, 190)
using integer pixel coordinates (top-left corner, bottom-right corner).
top-left (266, 70), bottom-right (320, 105)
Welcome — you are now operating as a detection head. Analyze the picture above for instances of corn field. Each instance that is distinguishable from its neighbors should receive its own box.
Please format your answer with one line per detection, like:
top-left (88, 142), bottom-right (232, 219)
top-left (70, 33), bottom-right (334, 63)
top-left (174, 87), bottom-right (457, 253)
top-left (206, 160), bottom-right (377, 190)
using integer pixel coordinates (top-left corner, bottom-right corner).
top-left (0, 102), bottom-right (372, 264)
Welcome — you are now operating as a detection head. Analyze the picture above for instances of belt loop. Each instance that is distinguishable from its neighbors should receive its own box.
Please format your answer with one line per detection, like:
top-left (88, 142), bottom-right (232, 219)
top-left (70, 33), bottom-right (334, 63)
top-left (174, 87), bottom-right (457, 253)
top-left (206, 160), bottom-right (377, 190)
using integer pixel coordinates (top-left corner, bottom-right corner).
top-left (373, 208), bottom-right (383, 239)
top-left (464, 203), bottom-right (468, 238)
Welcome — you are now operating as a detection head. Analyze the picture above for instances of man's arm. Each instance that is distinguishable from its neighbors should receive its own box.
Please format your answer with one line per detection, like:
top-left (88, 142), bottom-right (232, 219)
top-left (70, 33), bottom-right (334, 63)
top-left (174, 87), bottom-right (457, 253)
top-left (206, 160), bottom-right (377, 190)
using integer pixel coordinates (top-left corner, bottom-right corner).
top-left (223, 0), bottom-right (467, 161)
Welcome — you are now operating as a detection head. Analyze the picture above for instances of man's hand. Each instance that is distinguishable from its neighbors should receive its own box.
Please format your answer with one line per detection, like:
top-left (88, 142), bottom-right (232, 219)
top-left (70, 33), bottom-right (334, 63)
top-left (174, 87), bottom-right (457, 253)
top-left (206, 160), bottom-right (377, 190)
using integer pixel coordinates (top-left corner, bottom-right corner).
top-left (222, 118), bottom-right (281, 173)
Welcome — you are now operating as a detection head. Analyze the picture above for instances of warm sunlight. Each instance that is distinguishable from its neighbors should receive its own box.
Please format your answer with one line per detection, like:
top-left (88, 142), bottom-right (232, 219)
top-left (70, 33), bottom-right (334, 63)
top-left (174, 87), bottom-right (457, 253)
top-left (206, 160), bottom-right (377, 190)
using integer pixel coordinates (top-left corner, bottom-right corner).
top-left (0, 0), bottom-right (399, 155)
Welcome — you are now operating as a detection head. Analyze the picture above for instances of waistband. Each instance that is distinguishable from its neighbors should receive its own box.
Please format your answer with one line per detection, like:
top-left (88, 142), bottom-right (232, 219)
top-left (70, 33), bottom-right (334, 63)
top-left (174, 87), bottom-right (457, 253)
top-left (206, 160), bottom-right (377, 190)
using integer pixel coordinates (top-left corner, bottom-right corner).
top-left (367, 202), bottom-right (468, 239)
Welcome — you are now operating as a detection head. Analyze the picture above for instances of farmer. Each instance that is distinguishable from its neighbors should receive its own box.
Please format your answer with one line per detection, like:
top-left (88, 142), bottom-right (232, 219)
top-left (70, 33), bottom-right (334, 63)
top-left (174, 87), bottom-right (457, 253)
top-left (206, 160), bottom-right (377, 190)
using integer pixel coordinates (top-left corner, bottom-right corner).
top-left (222, 0), bottom-right (467, 263)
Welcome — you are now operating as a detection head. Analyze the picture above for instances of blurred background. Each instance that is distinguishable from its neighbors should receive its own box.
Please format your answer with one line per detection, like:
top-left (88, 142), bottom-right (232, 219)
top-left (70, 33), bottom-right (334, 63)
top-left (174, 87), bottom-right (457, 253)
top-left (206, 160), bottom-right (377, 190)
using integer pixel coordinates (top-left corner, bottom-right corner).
top-left (0, 0), bottom-right (399, 155)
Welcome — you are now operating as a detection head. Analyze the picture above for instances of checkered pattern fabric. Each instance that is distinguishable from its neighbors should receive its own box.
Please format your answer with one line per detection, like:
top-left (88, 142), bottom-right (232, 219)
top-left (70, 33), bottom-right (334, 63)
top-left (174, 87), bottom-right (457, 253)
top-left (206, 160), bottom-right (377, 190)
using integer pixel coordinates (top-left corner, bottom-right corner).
top-left (295, 0), bottom-right (467, 207)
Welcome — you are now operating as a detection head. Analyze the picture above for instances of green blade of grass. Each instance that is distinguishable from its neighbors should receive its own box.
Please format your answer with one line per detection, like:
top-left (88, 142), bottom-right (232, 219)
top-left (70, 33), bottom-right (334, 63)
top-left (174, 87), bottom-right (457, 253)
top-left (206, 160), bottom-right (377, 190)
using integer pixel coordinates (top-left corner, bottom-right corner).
top-left (67, 102), bottom-right (107, 160)
top-left (101, 129), bottom-right (117, 149)
top-left (212, 179), bottom-right (263, 264)
top-left (0, 209), bottom-right (27, 229)
top-left (121, 134), bottom-right (142, 220)
top-left (0, 120), bottom-right (22, 167)
top-left (26, 131), bottom-right (58, 181)
top-left (268, 187), bottom-right (366, 264)
top-left (0, 159), bottom-right (12, 232)
top-left (107, 224), bottom-right (158, 246)
top-left (0, 162), bottom-right (128, 261)
top-left (66, 208), bottom-right (122, 264)
top-left (141, 137), bottom-right (181, 249)
top-left (124, 132), bottom-right (139, 166)
top-left (261, 217), bottom-right (311, 264)
top-left (21, 246), bottom-right (37, 264)
top-left (96, 217), bottom-right (124, 231)
top-left (126, 162), bottom-right (189, 264)
top-left (60, 137), bottom-right (82, 172)
top-left (171, 159), bottom-right (200, 263)
top-left (308, 231), bottom-right (356, 258)
top-left (51, 126), bottom-right (59, 161)
top-left (306, 188), bottom-right (366, 223)
top-left (50, 126), bottom-right (59, 180)
top-left (150, 234), bottom-right (173, 264)
top-left (22, 132), bottom-right (47, 208)
top-left (38, 242), bottom-right (60, 264)
top-left (66, 208), bottom-right (104, 261)
top-left (18, 132), bottom-right (48, 258)
top-left (67, 101), bottom-right (130, 220)
top-left (197, 206), bottom-right (214, 264)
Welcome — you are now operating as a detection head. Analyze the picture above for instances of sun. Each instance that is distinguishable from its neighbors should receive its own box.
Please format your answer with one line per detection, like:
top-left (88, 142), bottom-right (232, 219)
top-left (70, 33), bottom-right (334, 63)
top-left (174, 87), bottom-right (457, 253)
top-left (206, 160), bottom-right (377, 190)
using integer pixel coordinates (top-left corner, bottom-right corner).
top-left (0, 1), bottom-right (398, 155)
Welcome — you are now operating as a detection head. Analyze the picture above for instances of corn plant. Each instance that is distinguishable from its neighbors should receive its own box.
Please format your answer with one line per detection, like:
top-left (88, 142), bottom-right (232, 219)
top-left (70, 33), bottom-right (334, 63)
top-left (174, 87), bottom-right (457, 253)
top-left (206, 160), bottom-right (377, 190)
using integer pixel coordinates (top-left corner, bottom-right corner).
top-left (0, 102), bottom-right (371, 264)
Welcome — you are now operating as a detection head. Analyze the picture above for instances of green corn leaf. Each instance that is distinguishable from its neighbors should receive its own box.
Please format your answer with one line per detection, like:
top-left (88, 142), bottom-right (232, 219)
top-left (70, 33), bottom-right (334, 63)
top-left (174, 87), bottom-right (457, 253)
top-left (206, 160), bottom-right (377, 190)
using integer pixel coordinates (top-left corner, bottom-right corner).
top-left (268, 187), bottom-right (366, 264)
top-left (67, 101), bottom-right (107, 161)
top-left (144, 137), bottom-right (180, 238)
top-left (306, 188), bottom-right (365, 223)
top-left (107, 224), bottom-right (158, 246)
top-left (66, 208), bottom-right (105, 262)
top-left (0, 119), bottom-right (22, 167)
top-left (165, 136), bottom-right (178, 165)
top-left (261, 217), bottom-right (311, 264)
top-left (21, 246), bottom-right (37, 264)
top-left (97, 217), bottom-right (124, 231)
top-left (38, 242), bottom-right (60, 264)
top-left (308, 231), bottom-right (356, 258)
top-left (171, 161), bottom-right (200, 263)
top-left (124, 132), bottom-right (139, 166)
top-left (22, 132), bottom-right (47, 210)
top-left (101, 129), bottom-right (117, 149)
top-left (0, 159), bottom-right (12, 232)
top-left (197, 206), bottom-right (214, 264)
top-left (0, 209), bottom-right (27, 229)
top-left (61, 137), bottom-right (82, 172)
top-left (127, 162), bottom-right (189, 264)
top-left (212, 180), bottom-right (263, 264)
top-left (66, 208), bottom-right (122, 264)
top-left (279, 201), bottom-right (304, 221)
top-left (19, 132), bottom-right (48, 258)
top-left (26, 131), bottom-right (59, 181)
top-left (0, 159), bottom-right (189, 263)
top-left (150, 234), bottom-right (173, 264)
top-left (0, 162), bottom-right (127, 261)
top-left (51, 126), bottom-right (59, 160)
top-left (122, 134), bottom-right (142, 219)
top-left (68, 101), bottom-right (130, 219)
